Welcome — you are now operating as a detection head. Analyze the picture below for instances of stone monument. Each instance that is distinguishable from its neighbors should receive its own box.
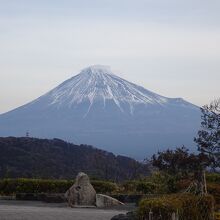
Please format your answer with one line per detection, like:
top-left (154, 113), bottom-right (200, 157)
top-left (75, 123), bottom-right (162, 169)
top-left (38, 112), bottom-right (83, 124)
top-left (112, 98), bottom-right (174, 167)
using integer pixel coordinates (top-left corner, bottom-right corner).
top-left (65, 172), bottom-right (124, 208)
top-left (65, 172), bottom-right (96, 207)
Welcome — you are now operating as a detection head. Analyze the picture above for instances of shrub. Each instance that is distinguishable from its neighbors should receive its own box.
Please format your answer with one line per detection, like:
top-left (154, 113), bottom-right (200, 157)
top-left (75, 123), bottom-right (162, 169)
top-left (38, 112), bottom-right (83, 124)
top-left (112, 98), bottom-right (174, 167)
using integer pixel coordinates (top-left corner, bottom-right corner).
top-left (121, 181), bottom-right (137, 193)
top-left (0, 179), bottom-right (18, 195)
top-left (139, 195), bottom-right (181, 219)
top-left (176, 174), bottom-right (220, 205)
top-left (139, 193), bottom-right (214, 220)
top-left (0, 178), bottom-right (117, 195)
top-left (0, 179), bottom-right (73, 195)
top-left (91, 180), bottom-right (118, 193)
top-left (206, 173), bottom-right (220, 183)
top-left (148, 172), bottom-right (178, 193)
top-left (121, 180), bottom-right (156, 194)
top-left (135, 182), bottom-right (156, 194)
top-left (207, 183), bottom-right (220, 205)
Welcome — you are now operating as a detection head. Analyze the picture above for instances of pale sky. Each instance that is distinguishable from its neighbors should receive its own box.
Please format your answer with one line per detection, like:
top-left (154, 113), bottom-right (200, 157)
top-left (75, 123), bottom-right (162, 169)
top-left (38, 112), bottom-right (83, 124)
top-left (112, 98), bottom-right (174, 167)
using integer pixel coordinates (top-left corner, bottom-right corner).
top-left (0, 0), bottom-right (220, 114)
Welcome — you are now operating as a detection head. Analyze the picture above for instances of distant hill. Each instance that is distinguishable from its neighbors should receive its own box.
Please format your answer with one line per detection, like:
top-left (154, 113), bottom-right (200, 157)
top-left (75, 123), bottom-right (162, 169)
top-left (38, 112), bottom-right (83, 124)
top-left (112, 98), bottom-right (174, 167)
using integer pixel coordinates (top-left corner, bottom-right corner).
top-left (0, 137), bottom-right (149, 181)
top-left (0, 65), bottom-right (200, 159)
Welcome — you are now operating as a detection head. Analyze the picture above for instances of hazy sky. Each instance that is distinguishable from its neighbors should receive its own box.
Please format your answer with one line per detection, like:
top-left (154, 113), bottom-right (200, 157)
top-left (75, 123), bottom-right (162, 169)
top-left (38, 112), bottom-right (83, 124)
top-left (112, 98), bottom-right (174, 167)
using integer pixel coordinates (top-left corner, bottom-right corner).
top-left (1, 0), bottom-right (220, 113)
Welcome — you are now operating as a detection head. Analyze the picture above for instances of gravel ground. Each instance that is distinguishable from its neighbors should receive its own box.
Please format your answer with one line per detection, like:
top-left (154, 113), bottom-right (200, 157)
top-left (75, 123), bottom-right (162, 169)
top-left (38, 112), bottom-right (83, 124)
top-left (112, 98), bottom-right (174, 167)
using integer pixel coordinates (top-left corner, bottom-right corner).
top-left (0, 200), bottom-right (129, 220)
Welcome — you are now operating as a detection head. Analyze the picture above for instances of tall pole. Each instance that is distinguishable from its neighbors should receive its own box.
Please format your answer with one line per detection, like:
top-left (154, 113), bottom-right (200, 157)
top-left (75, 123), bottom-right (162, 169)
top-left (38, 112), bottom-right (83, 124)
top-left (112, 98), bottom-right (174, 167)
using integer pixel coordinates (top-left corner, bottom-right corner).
top-left (203, 171), bottom-right (207, 194)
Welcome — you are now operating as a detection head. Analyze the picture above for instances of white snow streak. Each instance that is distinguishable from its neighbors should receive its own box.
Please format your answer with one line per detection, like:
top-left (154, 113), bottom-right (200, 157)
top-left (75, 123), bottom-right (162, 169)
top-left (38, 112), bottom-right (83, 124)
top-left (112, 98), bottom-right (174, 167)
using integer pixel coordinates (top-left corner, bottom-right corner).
top-left (44, 65), bottom-right (193, 115)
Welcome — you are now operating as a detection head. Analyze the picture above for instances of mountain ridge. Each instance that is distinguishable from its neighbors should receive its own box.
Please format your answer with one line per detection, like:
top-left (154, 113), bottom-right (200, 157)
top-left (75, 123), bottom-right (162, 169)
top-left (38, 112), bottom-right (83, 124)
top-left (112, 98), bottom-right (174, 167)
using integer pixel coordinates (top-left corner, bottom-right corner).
top-left (0, 65), bottom-right (201, 158)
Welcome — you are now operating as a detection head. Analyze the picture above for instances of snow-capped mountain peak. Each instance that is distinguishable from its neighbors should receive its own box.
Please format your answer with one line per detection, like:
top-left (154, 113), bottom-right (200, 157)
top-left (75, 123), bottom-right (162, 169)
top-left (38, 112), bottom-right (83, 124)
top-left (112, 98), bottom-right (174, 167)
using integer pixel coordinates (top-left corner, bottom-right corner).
top-left (46, 65), bottom-right (170, 114)
top-left (80, 65), bottom-right (113, 76)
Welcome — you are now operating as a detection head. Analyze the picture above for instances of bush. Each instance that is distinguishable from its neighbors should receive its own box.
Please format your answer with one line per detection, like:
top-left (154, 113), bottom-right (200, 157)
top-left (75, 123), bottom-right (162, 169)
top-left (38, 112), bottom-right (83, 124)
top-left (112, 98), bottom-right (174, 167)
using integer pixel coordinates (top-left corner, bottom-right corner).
top-left (0, 178), bottom-right (117, 195)
top-left (139, 195), bottom-right (181, 219)
top-left (121, 181), bottom-right (156, 194)
top-left (207, 183), bottom-right (220, 205)
top-left (121, 181), bottom-right (137, 193)
top-left (0, 179), bottom-right (73, 195)
top-left (135, 182), bottom-right (156, 194)
top-left (176, 174), bottom-right (220, 205)
top-left (206, 173), bottom-right (220, 183)
top-left (91, 180), bottom-right (118, 193)
top-left (121, 173), bottom-right (179, 195)
top-left (147, 172), bottom-right (178, 193)
top-left (139, 193), bottom-right (214, 220)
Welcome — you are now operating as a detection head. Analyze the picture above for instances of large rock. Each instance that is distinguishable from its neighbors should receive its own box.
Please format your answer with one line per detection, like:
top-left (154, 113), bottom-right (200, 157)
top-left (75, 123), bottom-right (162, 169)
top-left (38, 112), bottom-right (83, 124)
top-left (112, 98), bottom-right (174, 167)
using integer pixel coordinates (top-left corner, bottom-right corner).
top-left (96, 194), bottom-right (124, 208)
top-left (65, 172), bottom-right (96, 207)
top-left (65, 172), bottom-right (124, 208)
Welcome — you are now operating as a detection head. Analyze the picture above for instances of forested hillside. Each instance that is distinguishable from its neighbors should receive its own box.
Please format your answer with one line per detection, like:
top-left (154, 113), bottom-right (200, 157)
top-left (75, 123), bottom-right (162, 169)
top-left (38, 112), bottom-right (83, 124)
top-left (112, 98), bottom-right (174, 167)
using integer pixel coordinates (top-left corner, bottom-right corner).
top-left (0, 137), bottom-right (149, 181)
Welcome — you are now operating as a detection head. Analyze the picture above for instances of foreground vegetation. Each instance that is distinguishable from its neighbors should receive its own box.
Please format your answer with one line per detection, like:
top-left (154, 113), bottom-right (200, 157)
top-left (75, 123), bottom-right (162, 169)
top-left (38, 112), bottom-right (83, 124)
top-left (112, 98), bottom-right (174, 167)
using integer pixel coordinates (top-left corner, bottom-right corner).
top-left (0, 172), bottom-right (219, 199)
top-left (139, 194), bottom-right (214, 220)
top-left (0, 178), bottom-right (117, 195)
top-left (0, 172), bottom-right (219, 219)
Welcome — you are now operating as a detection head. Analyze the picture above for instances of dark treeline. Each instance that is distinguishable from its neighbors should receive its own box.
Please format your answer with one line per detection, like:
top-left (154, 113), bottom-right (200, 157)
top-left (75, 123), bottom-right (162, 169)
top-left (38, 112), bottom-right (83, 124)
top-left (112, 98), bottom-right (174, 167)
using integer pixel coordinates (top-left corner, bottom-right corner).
top-left (0, 137), bottom-right (149, 181)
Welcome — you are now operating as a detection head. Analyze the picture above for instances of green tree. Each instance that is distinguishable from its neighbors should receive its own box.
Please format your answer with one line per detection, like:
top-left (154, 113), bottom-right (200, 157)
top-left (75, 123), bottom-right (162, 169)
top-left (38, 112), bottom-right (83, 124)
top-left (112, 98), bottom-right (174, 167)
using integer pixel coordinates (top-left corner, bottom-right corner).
top-left (194, 98), bottom-right (220, 170)
top-left (151, 147), bottom-right (210, 194)
top-left (152, 146), bottom-right (209, 177)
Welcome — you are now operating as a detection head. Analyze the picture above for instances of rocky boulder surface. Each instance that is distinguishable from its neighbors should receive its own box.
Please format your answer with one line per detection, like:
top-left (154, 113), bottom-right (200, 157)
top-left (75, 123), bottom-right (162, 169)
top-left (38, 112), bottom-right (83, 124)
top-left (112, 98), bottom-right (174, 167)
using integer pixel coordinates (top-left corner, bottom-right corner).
top-left (96, 194), bottom-right (124, 208)
top-left (65, 172), bottom-right (96, 207)
top-left (65, 172), bottom-right (124, 208)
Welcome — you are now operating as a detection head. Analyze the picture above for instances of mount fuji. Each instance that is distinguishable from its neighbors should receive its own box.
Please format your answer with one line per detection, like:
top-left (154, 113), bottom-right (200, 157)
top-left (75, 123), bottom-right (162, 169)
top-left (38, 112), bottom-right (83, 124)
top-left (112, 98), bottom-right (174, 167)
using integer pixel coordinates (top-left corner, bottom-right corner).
top-left (0, 65), bottom-right (201, 158)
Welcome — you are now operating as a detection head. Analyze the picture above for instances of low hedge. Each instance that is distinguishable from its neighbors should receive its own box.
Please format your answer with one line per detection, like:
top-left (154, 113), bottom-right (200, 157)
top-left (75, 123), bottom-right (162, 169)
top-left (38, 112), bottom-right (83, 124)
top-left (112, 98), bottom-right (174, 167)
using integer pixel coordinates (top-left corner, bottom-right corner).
top-left (91, 180), bottom-right (118, 193)
top-left (139, 193), bottom-right (214, 220)
top-left (0, 179), bottom-right (73, 195)
top-left (121, 181), bottom-right (157, 194)
top-left (0, 178), bottom-right (117, 195)
top-left (206, 173), bottom-right (220, 183)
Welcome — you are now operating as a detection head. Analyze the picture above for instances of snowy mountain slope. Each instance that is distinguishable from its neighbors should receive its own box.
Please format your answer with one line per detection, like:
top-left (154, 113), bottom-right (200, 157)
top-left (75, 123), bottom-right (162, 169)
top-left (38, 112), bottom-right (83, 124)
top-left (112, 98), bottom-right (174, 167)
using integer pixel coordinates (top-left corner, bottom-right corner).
top-left (34, 65), bottom-right (194, 111)
top-left (47, 65), bottom-right (169, 110)
top-left (0, 65), bottom-right (201, 158)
